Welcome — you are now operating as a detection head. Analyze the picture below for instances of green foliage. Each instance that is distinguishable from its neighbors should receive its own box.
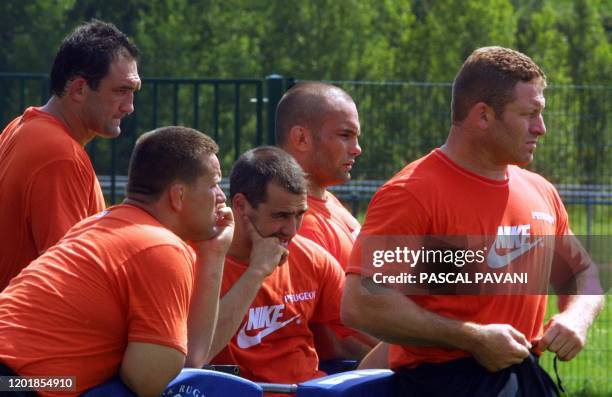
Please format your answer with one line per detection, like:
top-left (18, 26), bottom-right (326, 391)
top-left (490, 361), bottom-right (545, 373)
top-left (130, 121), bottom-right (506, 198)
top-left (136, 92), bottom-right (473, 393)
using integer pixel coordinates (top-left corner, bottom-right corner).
top-left (2, 0), bottom-right (610, 84)
top-left (0, 0), bottom-right (610, 183)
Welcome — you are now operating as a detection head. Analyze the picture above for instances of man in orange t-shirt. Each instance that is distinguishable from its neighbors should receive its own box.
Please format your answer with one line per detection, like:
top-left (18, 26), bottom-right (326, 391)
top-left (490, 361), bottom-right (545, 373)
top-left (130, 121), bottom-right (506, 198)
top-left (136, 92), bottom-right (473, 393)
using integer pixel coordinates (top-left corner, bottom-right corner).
top-left (275, 82), bottom-right (362, 270)
top-left (275, 82), bottom-right (375, 361)
top-left (0, 20), bottom-right (141, 290)
top-left (207, 147), bottom-right (351, 384)
top-left (342, 47), bottom-right (603, 397)
top-left (0, 127), bottom-right (233, 397)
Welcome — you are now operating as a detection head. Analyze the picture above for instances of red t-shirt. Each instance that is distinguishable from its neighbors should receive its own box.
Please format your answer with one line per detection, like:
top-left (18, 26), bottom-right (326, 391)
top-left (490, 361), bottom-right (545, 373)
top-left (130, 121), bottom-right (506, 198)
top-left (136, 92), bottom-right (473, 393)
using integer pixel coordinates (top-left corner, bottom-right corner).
top-left (212, 235), bottom-right (350, 384)
top-left (347, 149), bottom-right (571, 369)
top-left (0, 204), bottom-right (195, 396)
top-left (299, 192), bottom-right (361, 270)
top-left (0, 107), bottom-right (105, 290)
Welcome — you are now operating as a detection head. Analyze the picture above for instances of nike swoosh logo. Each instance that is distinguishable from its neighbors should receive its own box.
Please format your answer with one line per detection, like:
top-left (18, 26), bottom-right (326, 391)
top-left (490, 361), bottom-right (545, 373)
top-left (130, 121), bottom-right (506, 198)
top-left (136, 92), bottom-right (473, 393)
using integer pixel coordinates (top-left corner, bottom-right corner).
top-left (487, 237), bottom-right (543, 269)
top-left (236, 314), bottom-right (300, 349)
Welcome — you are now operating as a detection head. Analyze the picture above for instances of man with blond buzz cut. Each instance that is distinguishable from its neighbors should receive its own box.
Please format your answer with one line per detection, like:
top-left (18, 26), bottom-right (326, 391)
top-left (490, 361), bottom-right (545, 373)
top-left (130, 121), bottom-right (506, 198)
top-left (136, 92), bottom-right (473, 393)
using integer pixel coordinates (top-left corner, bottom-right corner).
top-left (276, 82), bottom-right (377, 361)
top-left (276, 82), bottom-right (362, 270)
top-left (342, 47), bottom-right (603, 396)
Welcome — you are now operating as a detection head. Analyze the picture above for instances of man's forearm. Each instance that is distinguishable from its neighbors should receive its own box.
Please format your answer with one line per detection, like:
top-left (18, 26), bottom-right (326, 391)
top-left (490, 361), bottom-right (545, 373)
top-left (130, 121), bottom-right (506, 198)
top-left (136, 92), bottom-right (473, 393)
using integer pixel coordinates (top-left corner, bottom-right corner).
top-left (341, 276), bottom-right (478, 350)
top-left (185, 252), bottom-right (225, 368)
top-left (206, 269), bottom-right (267, 360)
top-left (342, 275), bottom-right (532, 371)
top-left (557, 294), bottom-right (604, 327)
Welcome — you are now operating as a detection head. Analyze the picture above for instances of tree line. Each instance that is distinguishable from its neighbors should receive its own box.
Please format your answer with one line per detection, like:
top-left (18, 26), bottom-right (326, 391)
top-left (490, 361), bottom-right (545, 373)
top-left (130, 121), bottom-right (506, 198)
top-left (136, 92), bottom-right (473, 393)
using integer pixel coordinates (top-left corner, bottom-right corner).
top-left (1, 0), bottom-right (610, 184)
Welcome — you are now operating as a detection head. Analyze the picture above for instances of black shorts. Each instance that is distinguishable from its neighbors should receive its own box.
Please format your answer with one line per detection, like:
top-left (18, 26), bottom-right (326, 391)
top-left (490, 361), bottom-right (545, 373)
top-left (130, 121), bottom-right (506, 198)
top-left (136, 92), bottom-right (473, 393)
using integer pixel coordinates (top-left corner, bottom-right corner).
top-left (395, 354), bottom-right (559, 397)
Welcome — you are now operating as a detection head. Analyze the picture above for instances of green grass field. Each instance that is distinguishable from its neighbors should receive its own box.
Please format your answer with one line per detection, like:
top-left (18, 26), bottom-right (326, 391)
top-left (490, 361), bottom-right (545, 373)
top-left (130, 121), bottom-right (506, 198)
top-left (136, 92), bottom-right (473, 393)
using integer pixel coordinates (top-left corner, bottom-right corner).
top-left (565, 204), bottom-right (612, 237)
top-left (540, 295), bottom-right (611, 396)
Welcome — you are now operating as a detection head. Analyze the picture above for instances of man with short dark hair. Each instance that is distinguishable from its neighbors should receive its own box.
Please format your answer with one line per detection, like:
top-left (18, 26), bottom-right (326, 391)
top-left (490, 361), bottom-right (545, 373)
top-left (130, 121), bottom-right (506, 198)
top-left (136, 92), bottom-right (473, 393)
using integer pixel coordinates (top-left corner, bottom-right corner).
top-left (0, 126), bottom-right (232, 397)
top-left (204, 146), bottom-right (353, 384)
top-left (342, 47), bottom-right (603, 396)
top-left (0, 19), bottom-right (141, 290)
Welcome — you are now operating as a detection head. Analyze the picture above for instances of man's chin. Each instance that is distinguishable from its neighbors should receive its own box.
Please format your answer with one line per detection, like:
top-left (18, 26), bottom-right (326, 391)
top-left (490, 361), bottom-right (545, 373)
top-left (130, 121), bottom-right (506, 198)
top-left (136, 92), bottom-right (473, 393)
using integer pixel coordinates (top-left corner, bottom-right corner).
top-left (98, 127), bottom-right (122, 139)
top-left (513, 155), bottom-right (534, 166)
top-left (332, 172), bottom-right (351, 184)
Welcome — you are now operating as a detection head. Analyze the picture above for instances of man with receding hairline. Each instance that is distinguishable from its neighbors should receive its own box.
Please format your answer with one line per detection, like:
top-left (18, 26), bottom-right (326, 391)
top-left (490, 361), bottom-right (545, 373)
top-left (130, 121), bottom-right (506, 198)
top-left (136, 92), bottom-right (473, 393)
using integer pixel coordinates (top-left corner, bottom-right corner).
top-left (276, 82), bottom-right (377, 361)
top-left (342, 47), bottom-right (603, 396)
top-left (0, 20), bottom-right (141, 290)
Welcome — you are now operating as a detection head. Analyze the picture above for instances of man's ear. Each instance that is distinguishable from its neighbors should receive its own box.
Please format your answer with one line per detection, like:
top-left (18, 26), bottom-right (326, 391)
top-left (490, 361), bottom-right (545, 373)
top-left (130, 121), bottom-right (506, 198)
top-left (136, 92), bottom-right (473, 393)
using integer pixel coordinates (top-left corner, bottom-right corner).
top-left (66, 77), bottom-right (89, 103)
top-left (168, 183), bottom-right (185, 211)
top-left (288, 125), bottom-right (314, 152)
top-left (467, 102), bottom-right (496, 130)
top-left (231, 193), bottom-right (250, 217)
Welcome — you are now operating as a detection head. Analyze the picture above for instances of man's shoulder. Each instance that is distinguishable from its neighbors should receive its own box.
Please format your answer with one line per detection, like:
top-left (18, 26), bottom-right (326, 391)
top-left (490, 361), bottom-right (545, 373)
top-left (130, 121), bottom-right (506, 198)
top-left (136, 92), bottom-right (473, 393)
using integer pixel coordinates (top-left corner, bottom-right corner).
top-left (94, 205), bottom-right (189, 252)
top-left (289, 235), bottom-right (340, 269)
top-left (289, 234), bottom-right (328, 256)
top-left (378, 150), bottom-right (444, 194)
top-left (510, 166), bottom-right (559, 196)
top-left (511, 165), bottom-right (554, 185)
top-left (3, 110), bottom-right (82, 162)
top-left (303, 192), bottom-right (359, 231)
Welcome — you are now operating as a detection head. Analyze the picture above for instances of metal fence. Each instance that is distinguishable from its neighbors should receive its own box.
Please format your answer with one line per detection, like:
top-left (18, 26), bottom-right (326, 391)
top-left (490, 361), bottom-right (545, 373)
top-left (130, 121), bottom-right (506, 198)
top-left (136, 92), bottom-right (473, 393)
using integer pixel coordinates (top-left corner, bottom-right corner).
top-left (1, 74), bottom-right (610, 393)
top-left (0, 73), bottom-right (288, 203)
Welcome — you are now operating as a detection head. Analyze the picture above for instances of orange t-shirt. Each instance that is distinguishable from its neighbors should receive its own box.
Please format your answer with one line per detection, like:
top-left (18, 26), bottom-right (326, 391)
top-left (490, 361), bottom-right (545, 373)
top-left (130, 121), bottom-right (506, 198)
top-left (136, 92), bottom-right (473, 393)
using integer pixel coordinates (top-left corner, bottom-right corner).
top-left (0, 107), bottom-right (105, 290)
top-left (299, 192), bottom-right (361, 270)
top-left (347, 149), bottom-right (571, 369)
top-left (0, 204), bottom-right (195, 396)
top-left (212, 235), bottom-right (350, 384)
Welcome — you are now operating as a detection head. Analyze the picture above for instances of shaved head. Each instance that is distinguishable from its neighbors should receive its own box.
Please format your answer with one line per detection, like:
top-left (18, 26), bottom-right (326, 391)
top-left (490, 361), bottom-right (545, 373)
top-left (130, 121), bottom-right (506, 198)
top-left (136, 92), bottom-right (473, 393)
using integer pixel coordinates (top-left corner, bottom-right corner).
top-left (275, 82), bottom-right (354, 146)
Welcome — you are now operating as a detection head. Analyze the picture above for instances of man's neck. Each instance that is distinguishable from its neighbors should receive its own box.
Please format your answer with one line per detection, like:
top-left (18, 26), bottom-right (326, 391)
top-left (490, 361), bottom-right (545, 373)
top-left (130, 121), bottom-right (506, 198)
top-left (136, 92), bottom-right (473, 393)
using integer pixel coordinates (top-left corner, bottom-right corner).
top-left (441, 128), bottom-right (508, 181)
top-left (40, 96), bottom-right (95, 146)
top-left (307, 179), bottom-right (327, 200)
top-left (227, 231), bottom-right (252, 262)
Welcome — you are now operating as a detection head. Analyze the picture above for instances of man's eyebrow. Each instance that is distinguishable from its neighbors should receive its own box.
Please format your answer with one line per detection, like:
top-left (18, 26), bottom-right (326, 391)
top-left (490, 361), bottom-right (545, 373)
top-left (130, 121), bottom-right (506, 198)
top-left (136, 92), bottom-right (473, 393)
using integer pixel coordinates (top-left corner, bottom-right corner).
top-left (340, 128), bottom-right (359, 135)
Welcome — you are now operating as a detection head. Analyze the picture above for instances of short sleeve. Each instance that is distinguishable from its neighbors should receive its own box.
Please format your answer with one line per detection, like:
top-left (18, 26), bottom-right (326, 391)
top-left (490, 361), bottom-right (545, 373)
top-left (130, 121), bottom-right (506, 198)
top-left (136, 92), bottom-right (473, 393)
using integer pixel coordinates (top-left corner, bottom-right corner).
top-left (310, 248), bottom-right (354, 339)
top-left (549, 187), bottom-right (594, 293)
top-left (123, 244), bottom-right (195, 354)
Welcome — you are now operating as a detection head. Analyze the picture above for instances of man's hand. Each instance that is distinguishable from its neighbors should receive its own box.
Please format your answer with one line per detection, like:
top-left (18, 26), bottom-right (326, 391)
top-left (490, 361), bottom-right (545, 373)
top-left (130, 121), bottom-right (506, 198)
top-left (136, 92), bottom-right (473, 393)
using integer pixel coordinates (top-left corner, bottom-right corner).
top-left (536, 311), bottom-right (588, 361)
top-left (468, 324), bottom-right (531, 372)
top-left (192, 204), bottom-right (235, 256)
top-left (243, 214), bottom-right (288, 279)
top-left (185, 204), bottom-right (234, 368)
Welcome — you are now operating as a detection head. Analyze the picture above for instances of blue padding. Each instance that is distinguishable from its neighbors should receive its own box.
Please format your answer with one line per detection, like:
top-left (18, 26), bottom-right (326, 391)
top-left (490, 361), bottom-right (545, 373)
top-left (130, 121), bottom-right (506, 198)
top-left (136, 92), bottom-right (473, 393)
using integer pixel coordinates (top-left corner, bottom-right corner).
top-left (319, 359), bottom-right (359, 375)
top-left (81, 376), bottom-right (136, 397)
top-left (297, 369), bottom-right (397, 397)
top-left (83, 369), bottom-right (263, 397)
top-left (162, 368), bottom-right (263, 397)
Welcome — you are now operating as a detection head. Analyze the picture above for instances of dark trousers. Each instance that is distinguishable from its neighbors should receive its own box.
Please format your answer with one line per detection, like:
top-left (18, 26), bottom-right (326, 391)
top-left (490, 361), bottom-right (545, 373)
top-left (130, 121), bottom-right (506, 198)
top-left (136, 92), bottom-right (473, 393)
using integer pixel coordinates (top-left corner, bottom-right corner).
top-left (0, 363), bottom-right (38, 397)
top-left (396, 354), bottom-right (559, 397)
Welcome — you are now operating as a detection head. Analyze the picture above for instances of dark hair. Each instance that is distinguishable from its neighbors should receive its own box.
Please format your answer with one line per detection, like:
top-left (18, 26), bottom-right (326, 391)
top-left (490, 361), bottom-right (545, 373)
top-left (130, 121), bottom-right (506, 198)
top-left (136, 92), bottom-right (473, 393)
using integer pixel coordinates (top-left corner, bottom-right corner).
top-left (275, 82), bottom-right (353, 146)
top-left (451, 46), bottom-right (546, 123)
top-left (50, 19), bottom-right (139, 96)
top-left (126, 126), bottom-right (219, 202)
top-left (229, 146), bottom-right (307, 208)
